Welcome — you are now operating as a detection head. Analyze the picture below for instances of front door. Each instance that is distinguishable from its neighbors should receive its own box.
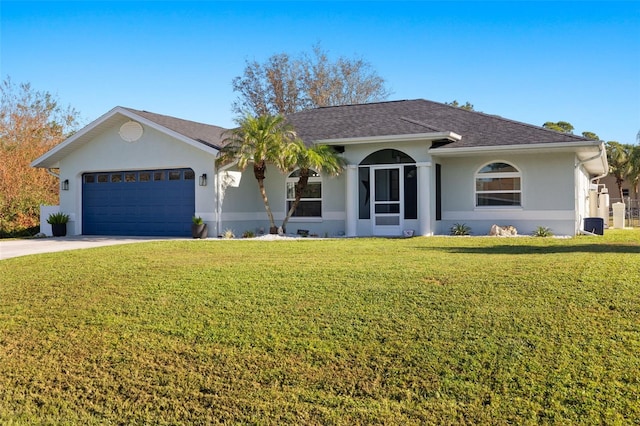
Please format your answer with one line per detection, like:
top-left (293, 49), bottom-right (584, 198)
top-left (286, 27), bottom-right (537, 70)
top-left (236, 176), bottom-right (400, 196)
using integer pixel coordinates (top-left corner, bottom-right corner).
top-left (372, 166), bottom-right (403, 235)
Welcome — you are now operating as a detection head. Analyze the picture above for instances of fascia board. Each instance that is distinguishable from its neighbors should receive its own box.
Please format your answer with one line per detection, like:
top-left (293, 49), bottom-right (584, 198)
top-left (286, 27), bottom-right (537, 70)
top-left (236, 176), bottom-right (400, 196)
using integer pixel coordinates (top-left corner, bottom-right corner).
top-left (430, 140), bottom-right (603, 156)
top-left (432, 140), bottom-right (608, 175)
top-left (315, 131), bottom-right (462, 146)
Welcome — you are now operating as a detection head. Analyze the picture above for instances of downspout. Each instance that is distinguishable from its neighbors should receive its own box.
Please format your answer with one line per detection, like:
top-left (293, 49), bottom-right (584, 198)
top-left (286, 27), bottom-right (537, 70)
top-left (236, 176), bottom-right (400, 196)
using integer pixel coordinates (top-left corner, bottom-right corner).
top-left (575, 142), bottom-right (608, 184)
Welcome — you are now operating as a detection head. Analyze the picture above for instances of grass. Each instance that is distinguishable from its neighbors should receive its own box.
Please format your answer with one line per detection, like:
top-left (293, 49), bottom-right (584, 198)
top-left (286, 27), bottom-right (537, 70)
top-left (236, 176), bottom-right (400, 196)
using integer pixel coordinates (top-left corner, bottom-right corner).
top-left (0, 231), bottom-right (639, 424)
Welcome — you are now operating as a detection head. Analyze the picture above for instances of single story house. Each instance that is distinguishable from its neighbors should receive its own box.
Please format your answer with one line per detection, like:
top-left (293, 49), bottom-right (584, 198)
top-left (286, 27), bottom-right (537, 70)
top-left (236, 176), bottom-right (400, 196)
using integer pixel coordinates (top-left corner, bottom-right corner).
top-left (32, 99), bottom-right (608, 237)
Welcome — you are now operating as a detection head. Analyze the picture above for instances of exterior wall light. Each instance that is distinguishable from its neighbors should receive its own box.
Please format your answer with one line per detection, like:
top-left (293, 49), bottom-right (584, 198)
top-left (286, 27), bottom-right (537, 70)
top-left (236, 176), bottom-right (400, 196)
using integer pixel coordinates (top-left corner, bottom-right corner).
top-left (199, 174), bottom-right (207, 186)
top-left (61, 179), bottom-right (69, 191)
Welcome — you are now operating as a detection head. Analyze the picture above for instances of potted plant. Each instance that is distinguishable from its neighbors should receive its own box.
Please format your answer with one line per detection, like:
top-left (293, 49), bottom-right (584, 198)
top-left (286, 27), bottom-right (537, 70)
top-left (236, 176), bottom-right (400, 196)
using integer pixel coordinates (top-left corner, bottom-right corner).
top-left (47, 212), bottom-right (70, 237)
top-left (191, 216), bottom-right (207, 239)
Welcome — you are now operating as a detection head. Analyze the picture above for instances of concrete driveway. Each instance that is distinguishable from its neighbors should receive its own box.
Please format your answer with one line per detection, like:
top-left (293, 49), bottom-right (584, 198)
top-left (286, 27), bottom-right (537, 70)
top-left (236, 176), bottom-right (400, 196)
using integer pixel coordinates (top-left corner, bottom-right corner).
top-left (0, 236), bottom-right (183, 260)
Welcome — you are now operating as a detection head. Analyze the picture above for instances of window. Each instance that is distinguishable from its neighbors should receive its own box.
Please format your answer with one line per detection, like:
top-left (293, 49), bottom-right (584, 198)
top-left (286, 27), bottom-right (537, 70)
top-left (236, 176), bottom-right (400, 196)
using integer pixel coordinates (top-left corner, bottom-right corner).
top-left (475, 162), bottom-right (521, 207)
top-left (286, 169), bottom-right (322, 218)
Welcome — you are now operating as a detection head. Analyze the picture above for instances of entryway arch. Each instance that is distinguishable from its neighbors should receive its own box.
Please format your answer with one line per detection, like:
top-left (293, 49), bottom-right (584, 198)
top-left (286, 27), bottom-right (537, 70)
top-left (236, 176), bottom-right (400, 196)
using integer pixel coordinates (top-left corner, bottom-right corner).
top-left (358, 149), bottom-right (417, 235)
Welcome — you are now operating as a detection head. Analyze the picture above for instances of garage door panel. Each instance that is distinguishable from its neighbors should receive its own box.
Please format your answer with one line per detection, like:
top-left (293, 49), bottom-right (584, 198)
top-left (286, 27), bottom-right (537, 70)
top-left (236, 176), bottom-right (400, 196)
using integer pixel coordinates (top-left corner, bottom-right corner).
top-left (83, 169), bottom-right (195, 236)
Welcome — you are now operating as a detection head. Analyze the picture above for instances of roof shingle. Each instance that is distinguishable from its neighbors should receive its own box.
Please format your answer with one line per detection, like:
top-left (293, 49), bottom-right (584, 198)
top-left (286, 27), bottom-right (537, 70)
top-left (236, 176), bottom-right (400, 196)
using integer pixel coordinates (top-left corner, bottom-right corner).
top-left (285, 99), bottom-right (592, 149)
top-left (123, 107), bottom-right (227, 149)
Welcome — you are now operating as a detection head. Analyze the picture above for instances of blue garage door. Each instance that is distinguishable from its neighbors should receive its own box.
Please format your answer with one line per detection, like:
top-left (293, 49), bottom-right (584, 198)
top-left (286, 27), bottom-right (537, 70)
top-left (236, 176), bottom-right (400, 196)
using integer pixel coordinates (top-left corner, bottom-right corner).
top-left (82, 169), bottom-right (195, 236)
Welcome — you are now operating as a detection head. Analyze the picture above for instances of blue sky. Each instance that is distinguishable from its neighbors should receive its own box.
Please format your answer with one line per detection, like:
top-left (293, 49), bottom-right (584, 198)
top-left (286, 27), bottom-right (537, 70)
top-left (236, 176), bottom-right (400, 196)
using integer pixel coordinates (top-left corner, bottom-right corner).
top-left (2, 1), bottom-right (639, 143)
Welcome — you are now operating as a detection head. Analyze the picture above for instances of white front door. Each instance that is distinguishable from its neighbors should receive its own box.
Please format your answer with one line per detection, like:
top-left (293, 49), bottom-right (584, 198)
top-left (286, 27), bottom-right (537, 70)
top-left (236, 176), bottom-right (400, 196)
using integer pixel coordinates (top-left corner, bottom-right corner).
top-left (371, 166), bottom-right (403, 236)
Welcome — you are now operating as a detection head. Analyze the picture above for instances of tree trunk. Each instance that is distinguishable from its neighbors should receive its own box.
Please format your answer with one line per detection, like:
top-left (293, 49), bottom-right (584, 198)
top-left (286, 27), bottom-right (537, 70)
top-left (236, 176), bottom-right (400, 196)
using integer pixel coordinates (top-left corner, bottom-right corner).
top-left (281, 169), bottom-right (310, 230)
top-left (617, 177), bottom-right (624, 200)
top-left (253, 162), bottom-right (277, 233)
top-left (257, 177), bottom-right (277, 233)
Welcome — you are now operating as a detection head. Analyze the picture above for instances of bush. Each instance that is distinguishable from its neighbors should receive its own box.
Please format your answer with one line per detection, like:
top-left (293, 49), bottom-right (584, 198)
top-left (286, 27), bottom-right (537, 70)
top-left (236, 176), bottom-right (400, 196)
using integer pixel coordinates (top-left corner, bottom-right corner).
top-left (242, 230), bottom-right (256, 238)
top-left (450, 223), bottom-right (471, 236)
top-left (533, 226), bottom-right (553, 237)
top-left (222, 229), bottom-right (235, 239)
top-left (46, 212), bottom-right (69, 224)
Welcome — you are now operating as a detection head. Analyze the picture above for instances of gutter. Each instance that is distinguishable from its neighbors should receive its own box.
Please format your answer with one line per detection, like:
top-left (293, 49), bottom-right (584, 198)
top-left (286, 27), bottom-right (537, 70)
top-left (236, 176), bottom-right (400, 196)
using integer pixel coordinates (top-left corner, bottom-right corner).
top-left (46, 168), bottom-right (60, 179)
top-left (575, 142), bottom-right (607, 236)
top-left (574, 141), bottom-right (607, 183)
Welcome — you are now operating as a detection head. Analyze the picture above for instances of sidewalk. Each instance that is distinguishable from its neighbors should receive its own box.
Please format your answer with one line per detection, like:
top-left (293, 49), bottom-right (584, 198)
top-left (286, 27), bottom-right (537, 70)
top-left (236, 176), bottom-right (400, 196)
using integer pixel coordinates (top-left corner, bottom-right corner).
top-left (0, 236), bottom-right (180, 260)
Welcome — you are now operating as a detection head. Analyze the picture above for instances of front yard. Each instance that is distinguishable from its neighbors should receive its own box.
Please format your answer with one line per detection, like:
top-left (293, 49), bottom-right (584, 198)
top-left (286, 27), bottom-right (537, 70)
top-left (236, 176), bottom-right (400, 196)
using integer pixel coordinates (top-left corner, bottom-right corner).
top-left (1, 231), bottom-right (638, 424)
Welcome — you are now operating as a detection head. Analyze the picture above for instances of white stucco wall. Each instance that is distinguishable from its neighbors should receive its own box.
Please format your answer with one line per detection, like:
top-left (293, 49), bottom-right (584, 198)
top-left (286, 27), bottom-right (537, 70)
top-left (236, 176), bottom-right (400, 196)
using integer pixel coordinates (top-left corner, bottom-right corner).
top-left (57, 120), bottom-right (217, 236)
top-left (434, 152), bottom-right (580, 236)
top-left (218, 163), bottom-right (347, 237)
top-left (575, 163), bottom-right (594, 233)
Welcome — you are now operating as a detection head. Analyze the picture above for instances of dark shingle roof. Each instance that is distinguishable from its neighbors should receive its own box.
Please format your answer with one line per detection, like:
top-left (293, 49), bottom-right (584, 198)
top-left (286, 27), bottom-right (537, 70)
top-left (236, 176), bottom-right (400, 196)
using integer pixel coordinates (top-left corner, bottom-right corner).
top-left (286, 99), bottom-right (592, 149)
top-left (123, 107), bottom-right (227, 149)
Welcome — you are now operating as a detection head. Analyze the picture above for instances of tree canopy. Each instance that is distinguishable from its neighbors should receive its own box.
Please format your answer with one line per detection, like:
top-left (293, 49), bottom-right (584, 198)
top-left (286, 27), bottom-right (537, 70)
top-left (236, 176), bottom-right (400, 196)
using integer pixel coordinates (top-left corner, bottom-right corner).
top-left (445, 100), bottom-right (474, 111)
top-left (606, 141), bottom-right (638, 200)
top-left (0, 77), bottom-right (79, 236)
top-left (542, 121), bottom-right (575, 134)
top-left (218, 114), bottom-right (297, 233)
top-left (218, 113), bottom-right (346, 234)
top-left (231, 45), bottom-right (390, 117)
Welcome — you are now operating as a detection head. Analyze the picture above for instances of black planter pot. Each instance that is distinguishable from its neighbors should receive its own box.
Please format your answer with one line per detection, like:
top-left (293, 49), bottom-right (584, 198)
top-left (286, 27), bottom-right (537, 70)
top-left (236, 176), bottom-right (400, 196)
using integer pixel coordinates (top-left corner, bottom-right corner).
top-left (191, 223), bottom-right (208, 239)
top-left (51, 223), bottom-right (67, 237)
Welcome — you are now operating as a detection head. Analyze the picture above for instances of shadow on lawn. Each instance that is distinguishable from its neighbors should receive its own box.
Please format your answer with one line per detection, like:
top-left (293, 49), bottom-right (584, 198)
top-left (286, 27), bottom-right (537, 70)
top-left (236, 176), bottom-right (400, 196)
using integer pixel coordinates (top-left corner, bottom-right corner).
top-left (428, 244), bottom-right (640, 255)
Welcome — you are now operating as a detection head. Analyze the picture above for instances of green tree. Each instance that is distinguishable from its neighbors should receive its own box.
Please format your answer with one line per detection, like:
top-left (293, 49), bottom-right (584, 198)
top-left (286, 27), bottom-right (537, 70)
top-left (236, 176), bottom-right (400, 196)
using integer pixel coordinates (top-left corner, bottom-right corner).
top-left (280, 141), bottom-right (345, 231)
top-left (581, 131), bottom-right (600, 140)
top-left (232, 45), bottom-right (390, 116)
top-left (626, 145), bottom-right (640, 199)
top-left (605, 141), bottom-right (632, 200)
top-left (543, 121), bottom-right (574, 134)
top-left (217, 114), bottom-right (297, 234)
top-left (445, 100), bottom-right (474, 111)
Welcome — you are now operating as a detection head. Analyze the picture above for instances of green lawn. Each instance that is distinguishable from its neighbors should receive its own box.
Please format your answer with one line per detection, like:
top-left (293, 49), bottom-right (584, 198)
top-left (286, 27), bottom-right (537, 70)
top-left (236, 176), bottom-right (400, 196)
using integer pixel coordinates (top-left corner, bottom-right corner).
top-left (1, 231), bottom-right (639, 425)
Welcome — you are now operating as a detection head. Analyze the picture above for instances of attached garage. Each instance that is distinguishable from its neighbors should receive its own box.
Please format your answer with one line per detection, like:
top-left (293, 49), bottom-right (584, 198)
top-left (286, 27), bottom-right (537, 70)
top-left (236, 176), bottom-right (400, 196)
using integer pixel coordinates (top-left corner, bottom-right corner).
top-left (82, 168), bottom-right (196, 236)
top-left (31, 107), bottom-right (224, 237)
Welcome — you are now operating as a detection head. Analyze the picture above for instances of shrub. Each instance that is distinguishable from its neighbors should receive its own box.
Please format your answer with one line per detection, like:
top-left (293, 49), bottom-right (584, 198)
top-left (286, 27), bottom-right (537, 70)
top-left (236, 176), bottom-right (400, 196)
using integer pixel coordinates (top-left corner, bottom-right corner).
top-left (450, 223), bottom-right (471, 236)
top-left (192, 216), bottom-right (204, 225)
top-left (242, 230), bottom-right (256, 238)
top-left (222, 229), bottom-right (235, 239)
top-left (46, 212), bottom-right (69, 224)
top-left (533, 226), bottom-right (553, 237)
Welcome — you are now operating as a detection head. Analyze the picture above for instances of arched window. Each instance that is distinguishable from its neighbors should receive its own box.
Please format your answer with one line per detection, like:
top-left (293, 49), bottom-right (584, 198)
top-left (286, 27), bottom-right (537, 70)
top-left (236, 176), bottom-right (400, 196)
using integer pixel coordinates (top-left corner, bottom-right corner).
top-left (475, 162), bottom-right (522, 207)
top-left (286, 169), bottom-right (322, 217)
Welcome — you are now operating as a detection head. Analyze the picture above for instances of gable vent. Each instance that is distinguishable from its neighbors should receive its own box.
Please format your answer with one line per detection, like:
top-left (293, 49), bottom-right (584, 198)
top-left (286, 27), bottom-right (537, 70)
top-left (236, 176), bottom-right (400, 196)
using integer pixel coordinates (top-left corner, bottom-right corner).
top-left (119, 121), bottom-right (144, 142)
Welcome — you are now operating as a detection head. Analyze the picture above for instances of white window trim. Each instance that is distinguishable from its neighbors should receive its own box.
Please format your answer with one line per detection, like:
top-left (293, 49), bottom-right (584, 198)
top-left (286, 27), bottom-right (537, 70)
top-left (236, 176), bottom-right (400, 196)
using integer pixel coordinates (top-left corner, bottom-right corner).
top-left (286, 169), bottom-right (323, 219)
top-left (474, 161), bottom-right (522, 208)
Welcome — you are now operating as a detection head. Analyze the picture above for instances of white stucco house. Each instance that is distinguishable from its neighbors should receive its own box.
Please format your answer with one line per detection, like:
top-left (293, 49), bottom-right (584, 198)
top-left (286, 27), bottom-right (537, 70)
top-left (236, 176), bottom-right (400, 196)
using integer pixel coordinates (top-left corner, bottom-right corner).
top-left (31, 99), bottom-right (608, 237)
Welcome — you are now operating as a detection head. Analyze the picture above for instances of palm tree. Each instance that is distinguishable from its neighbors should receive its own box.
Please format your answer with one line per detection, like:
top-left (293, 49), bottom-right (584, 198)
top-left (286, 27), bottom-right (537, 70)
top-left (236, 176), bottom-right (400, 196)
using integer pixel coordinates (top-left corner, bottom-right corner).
top-left (218, 114), bottom-right (296, 234)
top-left (627, 144), bottom-right (640, 199)
top-left (281, 140), bottom-right (345, 231)
top-left (605, 141), bottom-right (632, 200)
